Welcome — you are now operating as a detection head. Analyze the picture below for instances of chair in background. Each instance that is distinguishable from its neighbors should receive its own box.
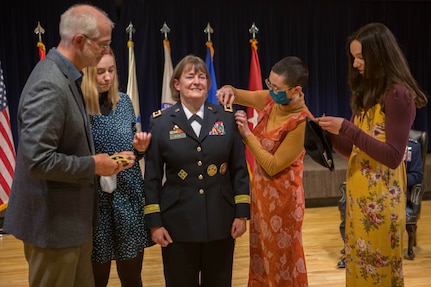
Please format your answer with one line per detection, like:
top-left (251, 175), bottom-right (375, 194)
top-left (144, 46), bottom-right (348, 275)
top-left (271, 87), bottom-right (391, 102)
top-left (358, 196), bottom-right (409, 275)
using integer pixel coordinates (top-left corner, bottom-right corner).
top-left (405, 129), bottom-right (428, 260)
top-left (337, 129), bottom-right (428, 262)
top-left (337, 182), bottom-right (346, 268)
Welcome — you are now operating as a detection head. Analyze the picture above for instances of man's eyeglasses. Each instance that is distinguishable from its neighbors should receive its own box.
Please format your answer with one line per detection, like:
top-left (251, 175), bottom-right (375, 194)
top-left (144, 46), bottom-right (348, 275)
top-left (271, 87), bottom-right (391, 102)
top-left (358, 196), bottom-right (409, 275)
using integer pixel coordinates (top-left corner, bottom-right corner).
top-left (265, 78), bottom-right (292, 95)
top-left (83, 34), bottom-right (111, 50)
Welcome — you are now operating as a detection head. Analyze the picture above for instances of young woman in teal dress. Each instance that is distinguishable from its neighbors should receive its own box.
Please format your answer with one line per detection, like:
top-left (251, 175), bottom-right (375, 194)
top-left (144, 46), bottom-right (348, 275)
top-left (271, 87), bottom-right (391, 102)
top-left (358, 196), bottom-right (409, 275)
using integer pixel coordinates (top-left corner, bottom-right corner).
top-left (82, 50), bottom-right (154, 287)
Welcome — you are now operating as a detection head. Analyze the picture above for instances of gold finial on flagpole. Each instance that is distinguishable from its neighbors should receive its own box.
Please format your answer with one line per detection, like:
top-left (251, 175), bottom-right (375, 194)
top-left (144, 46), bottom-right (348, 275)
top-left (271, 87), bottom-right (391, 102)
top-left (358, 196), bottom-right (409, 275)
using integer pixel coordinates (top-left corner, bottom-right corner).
top-left (204, 22), bottom-right (214, 42)
top-left (34, 21), bottom-right (45, 42)
top-left (160, 22), bottom-right (170, 40)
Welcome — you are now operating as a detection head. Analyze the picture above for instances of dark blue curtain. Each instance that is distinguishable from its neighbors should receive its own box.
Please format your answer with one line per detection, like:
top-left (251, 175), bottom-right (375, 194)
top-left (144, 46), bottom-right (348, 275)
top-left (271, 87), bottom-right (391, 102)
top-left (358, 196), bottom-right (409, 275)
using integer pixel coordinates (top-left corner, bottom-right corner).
top-left (1, 0), bottom-right (430, 149)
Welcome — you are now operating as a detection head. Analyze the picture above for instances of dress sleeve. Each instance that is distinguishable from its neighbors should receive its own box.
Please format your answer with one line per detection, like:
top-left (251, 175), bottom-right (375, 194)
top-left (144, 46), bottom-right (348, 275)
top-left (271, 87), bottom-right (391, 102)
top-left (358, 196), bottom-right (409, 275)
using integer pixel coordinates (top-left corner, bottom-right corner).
top-left (339, 86), bottom-right (415, 168)
top-left (227, 113), bottom-right (251, 219)
top-left (143, 117), bottom-right (164, 228)
top-left (243, 120), bottom-right (306, 176)
top-left (330, 133), bottom-right (353, 159)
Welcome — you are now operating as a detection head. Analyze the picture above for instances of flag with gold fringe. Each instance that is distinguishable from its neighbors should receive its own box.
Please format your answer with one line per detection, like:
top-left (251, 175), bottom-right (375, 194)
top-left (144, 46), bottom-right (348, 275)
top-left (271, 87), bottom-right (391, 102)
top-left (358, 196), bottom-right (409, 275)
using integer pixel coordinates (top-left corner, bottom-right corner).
top-left (161, 39), bottom-right (174, 109)
top-left (127, 39), bottom-right (141, 131)
top-left (37, 42), bottom-right (46, 60)
top-left (204, 23), bottom-right (218, 104)
top-left (205, 42), bottom-right (218, 104)
top-left (246, 25), bottom-right (263, 178)
top-left (160, 22), bottom-right (175, 109)
top-left (126, 23), bottom-right (145, 177)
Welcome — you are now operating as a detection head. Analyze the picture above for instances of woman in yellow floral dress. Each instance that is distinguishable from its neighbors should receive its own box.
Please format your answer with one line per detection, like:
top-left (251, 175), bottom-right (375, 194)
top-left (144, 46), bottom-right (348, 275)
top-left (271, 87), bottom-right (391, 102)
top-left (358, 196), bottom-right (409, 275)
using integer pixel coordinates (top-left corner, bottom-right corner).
top-left (317, 23), bottom-right (428, 286)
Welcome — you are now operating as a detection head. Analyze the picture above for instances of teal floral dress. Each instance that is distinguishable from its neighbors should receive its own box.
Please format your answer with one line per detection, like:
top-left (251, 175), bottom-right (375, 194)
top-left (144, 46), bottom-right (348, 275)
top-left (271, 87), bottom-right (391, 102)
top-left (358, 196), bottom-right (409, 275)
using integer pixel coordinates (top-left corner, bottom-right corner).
top-left (90, 92), bottom-right (153, 263)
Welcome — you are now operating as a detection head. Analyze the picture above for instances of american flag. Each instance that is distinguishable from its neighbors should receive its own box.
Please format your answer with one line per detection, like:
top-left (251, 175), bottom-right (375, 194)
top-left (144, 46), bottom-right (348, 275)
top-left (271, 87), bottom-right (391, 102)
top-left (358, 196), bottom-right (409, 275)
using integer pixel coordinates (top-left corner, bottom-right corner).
top-left (0, 62), bottom-right (16, 211)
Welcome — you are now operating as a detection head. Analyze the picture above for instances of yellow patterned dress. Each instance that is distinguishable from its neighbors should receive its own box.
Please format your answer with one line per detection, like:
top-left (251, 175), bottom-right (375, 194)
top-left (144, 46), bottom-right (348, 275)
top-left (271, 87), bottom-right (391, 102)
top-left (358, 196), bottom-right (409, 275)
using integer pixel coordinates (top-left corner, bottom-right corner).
top-left (345, 103), bottom-right (406, 287)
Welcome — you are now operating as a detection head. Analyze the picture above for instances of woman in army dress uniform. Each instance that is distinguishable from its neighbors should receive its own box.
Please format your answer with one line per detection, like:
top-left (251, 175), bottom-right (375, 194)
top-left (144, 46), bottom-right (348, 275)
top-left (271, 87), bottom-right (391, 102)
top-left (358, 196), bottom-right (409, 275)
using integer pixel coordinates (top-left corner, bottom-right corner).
top-left (144, 55), bottom-right (250, 287)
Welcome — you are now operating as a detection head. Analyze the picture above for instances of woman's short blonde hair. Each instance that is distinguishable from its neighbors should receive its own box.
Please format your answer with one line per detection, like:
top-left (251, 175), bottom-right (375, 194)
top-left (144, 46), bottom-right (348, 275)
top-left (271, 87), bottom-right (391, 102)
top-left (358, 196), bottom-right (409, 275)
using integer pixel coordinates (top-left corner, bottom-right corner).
top-left (170, 55), bottom-right (211, 102)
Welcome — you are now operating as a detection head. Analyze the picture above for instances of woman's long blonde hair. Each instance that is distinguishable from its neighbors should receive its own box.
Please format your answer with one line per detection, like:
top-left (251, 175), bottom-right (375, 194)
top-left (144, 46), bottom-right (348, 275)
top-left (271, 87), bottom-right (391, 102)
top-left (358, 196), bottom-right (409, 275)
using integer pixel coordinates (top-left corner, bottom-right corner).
top-left (81, 49), bottom-right (120, 115)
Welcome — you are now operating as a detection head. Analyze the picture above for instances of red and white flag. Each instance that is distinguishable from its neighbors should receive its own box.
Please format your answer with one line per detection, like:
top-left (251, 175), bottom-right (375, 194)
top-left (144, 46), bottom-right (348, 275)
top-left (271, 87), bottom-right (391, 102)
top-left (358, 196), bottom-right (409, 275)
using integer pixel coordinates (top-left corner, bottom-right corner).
top-left (37, 41), bottom-right (46, 60)
top-left (246, 39), bottom-right (263, 178)
top-left (0, 62), bottom-right (16, 211)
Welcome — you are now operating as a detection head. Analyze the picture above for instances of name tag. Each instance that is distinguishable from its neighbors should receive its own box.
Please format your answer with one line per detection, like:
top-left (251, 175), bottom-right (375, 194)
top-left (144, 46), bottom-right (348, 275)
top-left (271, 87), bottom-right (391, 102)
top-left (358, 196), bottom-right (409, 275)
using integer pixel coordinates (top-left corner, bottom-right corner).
top-left (170, 125), bottom-right (186, 140)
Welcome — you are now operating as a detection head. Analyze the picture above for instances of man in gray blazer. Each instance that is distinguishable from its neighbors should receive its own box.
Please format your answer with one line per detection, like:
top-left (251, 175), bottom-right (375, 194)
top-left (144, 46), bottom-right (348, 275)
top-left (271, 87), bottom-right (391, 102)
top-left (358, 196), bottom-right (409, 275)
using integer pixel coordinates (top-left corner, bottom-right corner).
top-left (3, 4), bottom-right (129, 287)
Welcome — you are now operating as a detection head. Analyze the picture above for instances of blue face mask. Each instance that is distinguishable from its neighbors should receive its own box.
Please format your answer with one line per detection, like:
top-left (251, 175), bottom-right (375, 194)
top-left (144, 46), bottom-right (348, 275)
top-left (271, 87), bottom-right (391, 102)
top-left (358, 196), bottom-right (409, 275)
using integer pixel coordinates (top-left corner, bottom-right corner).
top-left (269, 90), bottom-right (292, 105)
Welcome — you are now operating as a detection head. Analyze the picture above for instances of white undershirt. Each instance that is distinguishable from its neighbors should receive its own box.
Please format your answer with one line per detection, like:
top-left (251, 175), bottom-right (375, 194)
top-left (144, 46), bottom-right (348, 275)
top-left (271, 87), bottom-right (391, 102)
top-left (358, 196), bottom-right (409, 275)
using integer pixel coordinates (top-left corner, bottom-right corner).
top-left (182, 103), bottom-right (204, 136)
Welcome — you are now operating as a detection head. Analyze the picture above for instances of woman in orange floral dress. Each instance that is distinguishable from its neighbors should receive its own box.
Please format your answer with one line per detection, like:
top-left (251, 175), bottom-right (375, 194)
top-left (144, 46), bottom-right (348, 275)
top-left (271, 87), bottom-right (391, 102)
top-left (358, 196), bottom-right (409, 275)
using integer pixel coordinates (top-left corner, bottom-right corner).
top-left (317, 23), bottom-right (428, 286)
top-left (217, 56), bottom-right (312, 287)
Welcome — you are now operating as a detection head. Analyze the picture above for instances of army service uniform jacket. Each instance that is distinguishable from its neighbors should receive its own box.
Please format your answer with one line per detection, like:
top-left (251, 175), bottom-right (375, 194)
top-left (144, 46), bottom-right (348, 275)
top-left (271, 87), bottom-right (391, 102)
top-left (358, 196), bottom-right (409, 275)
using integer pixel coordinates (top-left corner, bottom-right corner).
top-left (144, 102), bottom-right (250, 243)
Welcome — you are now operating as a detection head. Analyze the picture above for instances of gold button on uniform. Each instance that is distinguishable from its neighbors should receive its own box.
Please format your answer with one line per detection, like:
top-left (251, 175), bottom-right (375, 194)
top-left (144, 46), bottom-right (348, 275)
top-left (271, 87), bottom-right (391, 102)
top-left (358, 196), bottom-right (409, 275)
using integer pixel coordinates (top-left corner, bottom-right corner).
top-left (207, 164), bottom-right (217, 176)
top-left (197, 160), bottom-right (202, 166)
top-left (199, 189), bottom-right (204, 194)
top-left (198, 174), bottom-right (203, 180)
top-left (196, 146), bottom-right (202, 152)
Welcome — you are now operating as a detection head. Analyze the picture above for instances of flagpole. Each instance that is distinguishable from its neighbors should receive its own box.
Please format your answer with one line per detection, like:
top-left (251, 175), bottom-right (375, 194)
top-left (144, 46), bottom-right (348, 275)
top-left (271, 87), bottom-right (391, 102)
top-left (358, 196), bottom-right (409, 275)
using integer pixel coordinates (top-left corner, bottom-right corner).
top-left (204, 22), bottom-right (214, 58)
top-left (126, 21), bottom-right (135, 41)
top-left (246, 22), bottom-right (263, 178)
top-left (34, 21), bottom-right (46, 60)
top-left (160, 21), bottom-right (170, 40)
top-left (125, 21), bottom-right (140, 128)
top-left (126, 22), bottom-right (145, 177)
top-left (249, 22), bottom-right (259, 40)
top-left (160, 22), bottom-right (175, 109)
top-left (204, 22), bottom-right (213, 42)
top-left (204, 22), bottom-right (218, 104)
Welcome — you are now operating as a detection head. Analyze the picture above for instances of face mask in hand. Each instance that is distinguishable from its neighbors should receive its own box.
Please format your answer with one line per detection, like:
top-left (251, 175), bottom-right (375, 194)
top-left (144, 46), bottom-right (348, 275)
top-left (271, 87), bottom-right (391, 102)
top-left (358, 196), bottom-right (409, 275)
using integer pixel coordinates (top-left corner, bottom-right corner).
top-left (269, 90), bottom-right (292, 105)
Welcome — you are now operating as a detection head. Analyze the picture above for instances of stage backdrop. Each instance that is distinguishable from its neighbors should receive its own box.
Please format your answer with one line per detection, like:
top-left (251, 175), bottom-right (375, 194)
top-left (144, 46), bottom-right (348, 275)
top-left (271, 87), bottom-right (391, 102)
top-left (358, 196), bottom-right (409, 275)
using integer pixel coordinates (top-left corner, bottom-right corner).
top-left (1, 0), bottom-right (430, 149)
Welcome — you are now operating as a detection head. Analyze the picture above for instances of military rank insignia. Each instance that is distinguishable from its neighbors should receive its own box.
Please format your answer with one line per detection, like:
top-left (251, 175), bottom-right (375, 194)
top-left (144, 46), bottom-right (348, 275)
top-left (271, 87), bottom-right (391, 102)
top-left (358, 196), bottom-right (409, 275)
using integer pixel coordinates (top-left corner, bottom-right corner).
top-left (152, 110), bottom-right (162, 118)
top-left (178, 169), bottom-right (188, 180)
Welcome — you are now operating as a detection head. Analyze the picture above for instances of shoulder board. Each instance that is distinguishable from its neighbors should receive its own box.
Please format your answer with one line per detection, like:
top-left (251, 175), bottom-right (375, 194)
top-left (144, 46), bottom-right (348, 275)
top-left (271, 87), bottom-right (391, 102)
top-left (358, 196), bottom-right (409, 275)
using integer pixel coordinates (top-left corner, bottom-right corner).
top-left (224, 104), bottom-right (233, 112)
top-left (152, 110), bottom-right (162, 118)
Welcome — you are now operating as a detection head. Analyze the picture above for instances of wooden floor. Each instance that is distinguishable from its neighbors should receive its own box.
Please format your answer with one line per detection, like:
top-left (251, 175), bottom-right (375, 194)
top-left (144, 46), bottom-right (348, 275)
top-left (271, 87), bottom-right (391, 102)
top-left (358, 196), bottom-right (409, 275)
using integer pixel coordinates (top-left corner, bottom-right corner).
top-left (1, 200), bottom-right (430, 287)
